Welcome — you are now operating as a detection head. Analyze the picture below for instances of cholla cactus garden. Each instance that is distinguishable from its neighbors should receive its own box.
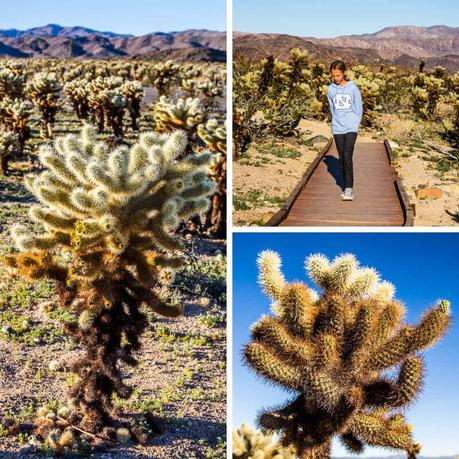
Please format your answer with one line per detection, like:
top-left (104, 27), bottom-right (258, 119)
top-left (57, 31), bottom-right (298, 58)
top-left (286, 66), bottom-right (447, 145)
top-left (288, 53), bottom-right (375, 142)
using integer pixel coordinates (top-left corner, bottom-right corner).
top-left (3, 124), bottom-right (214, 450)
top-left (244, 251), bottom-right (451, 459)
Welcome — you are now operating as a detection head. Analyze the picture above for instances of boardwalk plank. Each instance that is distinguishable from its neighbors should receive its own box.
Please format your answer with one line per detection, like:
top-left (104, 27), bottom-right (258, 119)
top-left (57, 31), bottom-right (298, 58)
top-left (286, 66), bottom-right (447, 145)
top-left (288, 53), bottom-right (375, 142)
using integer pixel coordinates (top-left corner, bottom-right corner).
top-left (279, 141), bottom-right (406, 226)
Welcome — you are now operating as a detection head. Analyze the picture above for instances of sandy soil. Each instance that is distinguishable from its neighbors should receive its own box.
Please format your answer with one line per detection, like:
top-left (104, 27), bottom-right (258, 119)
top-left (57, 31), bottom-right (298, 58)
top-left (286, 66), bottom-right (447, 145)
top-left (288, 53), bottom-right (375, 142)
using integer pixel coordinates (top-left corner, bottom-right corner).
top-left (233, 118), bottom-right (458, 227)
top-left (233, 120), bottom-right (331, 226)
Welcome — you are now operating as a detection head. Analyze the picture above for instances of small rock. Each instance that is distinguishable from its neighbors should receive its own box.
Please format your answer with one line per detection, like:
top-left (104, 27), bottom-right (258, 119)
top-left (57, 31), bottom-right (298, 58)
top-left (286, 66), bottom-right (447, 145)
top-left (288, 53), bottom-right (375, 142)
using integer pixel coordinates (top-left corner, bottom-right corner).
top-left (388, 140), bottom-right (400, 149)
top-left (200, 297), bottom-right (210, 307)
top-left (445, 184), bottom-right (459, 193)
top-left (1, 325), bottom-right (12, 334)
top-left (262, 212), bottom-right (274, 224)
top-left (415, 187), bottom-right (443, 200)
top-left (48, 360), bottom-right (61, 371)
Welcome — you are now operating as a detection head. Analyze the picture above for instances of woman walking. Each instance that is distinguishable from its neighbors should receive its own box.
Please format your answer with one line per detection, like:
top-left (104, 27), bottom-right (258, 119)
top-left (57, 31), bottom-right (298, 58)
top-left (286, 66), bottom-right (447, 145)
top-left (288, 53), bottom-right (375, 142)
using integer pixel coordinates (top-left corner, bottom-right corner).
top-left (327, 60), bottom-right (363, 201)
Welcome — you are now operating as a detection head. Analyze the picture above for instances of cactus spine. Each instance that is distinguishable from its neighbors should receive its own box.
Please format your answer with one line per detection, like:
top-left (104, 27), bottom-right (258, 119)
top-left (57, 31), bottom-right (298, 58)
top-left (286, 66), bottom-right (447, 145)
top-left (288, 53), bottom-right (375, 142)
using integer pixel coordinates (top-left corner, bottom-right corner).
top-left (244, 251), bottom-right (451, 459)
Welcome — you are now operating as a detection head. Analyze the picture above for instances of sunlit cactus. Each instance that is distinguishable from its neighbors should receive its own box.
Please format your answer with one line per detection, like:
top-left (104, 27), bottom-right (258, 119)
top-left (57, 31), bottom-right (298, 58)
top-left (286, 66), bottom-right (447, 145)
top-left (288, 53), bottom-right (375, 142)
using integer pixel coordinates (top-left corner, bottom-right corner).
top-left (153, 96), bottom-right (204, 146)
top-left (3, 125), bottom-right (214, 448)
top-left (410, 86), bottom-right (429, 120)
top-left (87, 76), bottom-right (126, 136)
top-left (64, 78), bottom-right (90, 120)
top-left (244, 251), bottom-right (451, 459)
top-left (0, 98), bottom-right (33, 153)
top-left (150, 60), bottom-right (180, 97)
top-left (0, 130), bottom-right (17, 175)
top-left (233, 423), bottom-right (295, 459)
top-left (26, 71), bottom-right (62, 139)
top-left (198, 118), bottom-right (226, 237)
top-left (121, 80), bottom-right (143, 131)
top-left (0, 68), bottom-right (25, 101)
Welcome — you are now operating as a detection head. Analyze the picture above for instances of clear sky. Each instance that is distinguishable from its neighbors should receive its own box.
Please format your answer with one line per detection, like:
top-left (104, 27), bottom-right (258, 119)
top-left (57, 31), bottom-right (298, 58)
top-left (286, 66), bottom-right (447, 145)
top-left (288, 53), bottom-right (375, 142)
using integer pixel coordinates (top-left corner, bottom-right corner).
top-left (234, 0), bottom-right (459, 37)
top-left (233, 232), bottom-right (459, 457)
top-left (0, 0), bottom-right (226, 35)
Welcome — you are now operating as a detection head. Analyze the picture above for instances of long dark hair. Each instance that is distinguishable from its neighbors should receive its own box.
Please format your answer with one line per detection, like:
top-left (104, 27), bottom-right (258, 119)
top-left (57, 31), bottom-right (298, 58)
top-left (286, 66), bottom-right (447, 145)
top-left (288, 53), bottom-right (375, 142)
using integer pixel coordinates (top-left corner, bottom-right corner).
top-left (329, 60), bottom-right (348, 80)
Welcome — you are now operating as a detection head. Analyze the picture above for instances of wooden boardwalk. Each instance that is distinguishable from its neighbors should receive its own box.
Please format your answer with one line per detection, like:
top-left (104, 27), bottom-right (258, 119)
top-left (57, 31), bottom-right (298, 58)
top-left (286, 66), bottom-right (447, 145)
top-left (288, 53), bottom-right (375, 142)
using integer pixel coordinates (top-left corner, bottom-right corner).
top-left (267, 139), bottom-right (413, 227)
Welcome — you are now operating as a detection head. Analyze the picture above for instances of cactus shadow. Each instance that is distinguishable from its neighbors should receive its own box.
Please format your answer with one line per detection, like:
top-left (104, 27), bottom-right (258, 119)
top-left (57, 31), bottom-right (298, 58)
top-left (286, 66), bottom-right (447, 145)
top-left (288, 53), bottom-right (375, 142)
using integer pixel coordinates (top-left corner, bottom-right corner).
top-left (323, 155), bottom-right (344, 190)
top-left (446, 210), bottom-right (459, 223)
top-left (0, 180), bottom-right (35, 204)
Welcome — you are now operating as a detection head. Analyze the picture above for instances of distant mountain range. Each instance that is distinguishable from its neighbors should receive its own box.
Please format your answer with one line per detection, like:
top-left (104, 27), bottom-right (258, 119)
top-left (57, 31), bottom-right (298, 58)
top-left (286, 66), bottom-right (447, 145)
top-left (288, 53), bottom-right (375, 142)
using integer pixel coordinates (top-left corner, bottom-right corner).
top-left (234, 25), bottom-right (459, 72)
top-left (0, 24), bottom-right (226, 62)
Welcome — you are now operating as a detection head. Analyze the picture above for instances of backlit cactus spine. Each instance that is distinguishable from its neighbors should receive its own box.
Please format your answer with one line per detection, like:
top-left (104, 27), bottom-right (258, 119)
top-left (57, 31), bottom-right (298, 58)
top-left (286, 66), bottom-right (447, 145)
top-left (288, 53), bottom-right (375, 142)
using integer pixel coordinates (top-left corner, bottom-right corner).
top-left (198, 119), bottom-right (226, 237)
top-left (244, 251), bottom-right (451, 459)
top-left (233, 423), bottom-right (295, 459)
top-left (3, 125), bottom-right (214, 448)
top-left (153, 96), bottom-right (204, 152)
top-left (26, 72), bottom-right (62, 139)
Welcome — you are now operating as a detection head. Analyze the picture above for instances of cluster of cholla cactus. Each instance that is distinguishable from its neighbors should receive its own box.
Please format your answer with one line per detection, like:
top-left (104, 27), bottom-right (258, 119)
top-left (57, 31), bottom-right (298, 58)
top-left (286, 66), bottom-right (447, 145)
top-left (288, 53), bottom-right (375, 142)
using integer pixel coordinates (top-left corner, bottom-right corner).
top-left (3, 124), bottom-right (214, 450)
top-left (198, 118), bottom-right (226, 237)
top-left (150, 60), bottom-right (181, 97)
top-left (0, 130), bottom-right (18, 175)
top-left (153, 96), bottom-right (204, 145)
top-left (87, 76), bottom-right (127, 137)
top-left (0, 98), bottom-right (33, 152)
top-left (244, 251), bottom-right (451, 459)
top-left (64, 78), bottom-right (90, 120)
top-left (121, 80), bottom-right (143, 131)
top-left (233, 423), bottom-right (295, 459)
top-left (409, 72), bottom-right (445, 120)
top-left (26, 72), bottom-right (62, 139)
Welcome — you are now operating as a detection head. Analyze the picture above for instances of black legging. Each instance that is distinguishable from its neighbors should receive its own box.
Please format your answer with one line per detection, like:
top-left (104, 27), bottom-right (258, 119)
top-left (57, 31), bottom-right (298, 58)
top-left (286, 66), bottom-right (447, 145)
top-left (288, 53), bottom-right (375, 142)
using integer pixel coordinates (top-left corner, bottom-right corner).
top-left (333, 132), bottom-right (357, 189)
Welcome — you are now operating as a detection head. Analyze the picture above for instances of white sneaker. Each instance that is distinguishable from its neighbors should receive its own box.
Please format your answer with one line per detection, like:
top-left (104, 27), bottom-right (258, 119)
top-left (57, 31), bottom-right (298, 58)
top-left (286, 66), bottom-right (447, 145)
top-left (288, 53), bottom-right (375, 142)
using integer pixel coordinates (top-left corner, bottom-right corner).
top-left (342, 188), bottom-right (353, 201)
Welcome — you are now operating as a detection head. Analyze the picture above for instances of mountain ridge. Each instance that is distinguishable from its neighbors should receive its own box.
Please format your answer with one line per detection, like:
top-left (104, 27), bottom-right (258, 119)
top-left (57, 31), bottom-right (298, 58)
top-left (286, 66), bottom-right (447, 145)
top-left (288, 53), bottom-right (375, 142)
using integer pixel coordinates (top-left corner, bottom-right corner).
top-left (0, 24), bottom-right (226, 62)
top-left (234, 25), bottom-right (459, 72)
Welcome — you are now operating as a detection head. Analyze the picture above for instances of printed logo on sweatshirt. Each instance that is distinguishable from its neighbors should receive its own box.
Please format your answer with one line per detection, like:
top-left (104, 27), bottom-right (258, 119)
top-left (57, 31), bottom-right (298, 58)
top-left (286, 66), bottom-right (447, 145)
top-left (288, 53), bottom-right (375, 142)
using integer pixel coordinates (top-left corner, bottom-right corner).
top-left (334, 94), bottom-right (352, 110)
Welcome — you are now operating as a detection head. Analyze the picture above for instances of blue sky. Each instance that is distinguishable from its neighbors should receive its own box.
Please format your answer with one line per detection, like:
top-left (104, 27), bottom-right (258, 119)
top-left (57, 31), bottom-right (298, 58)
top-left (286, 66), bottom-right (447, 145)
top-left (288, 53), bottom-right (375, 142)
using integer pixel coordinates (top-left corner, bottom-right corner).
top-left (234, 0), bottom-right (459, 37)
top-left (0, 0), bottom-right (226, 35)
top-left (233, 232), bottom-right (459, 457)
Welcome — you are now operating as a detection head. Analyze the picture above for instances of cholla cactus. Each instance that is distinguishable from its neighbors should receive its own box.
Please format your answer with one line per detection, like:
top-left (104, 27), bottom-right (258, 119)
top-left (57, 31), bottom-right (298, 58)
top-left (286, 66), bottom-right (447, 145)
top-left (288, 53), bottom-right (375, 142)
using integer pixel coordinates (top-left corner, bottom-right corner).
top-left (121, 80), bottom-right (143, 131)
top-left (64, 78), bottom-right (90, 120)
top-left (151, 60), bottom-right (180, 97)
top-left (153, 96), bottom-right (204, 145)
top-left (0, 98), bottom-right (33, 152)
top-left (244, 251), bottom-right (451, 459)
top-left (3, 125), bottom-right (214, 447)
top-left (0, 130), bottom-right (17, 175)
top-left (233, 423), bottom-right (295, 459)
top-left (411, 87), bottom-right (429, 120)
top-left (198, 119), bottom-right (226, 237)
top-left (26, 72), bottom-right (62, 139)
top-left (87, 76), bottom-right (126, 136)
top-left (0, 68), bottom-right (25, 101)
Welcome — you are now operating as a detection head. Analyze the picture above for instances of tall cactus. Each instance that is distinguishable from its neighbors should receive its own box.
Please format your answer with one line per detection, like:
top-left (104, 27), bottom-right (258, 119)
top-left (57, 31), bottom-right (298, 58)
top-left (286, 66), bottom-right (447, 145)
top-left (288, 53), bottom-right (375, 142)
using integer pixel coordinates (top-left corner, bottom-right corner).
top-left (0, 98), bottom-right (33, 153)
top-left (0, 130), bottom-right (17, 175)
top-left (198, 118), bottom-right (226, 237)
top-left (0, 68), bottom-right (25, 102)
top-left (3, 125), bottom-right (214, 449)
top-left (121, 80), bottom-right (143, 131)
top-left (26, 72), bottom-right (62, 139)
top-left (64, 78), bottom-right (90, 120)
top-left (244, 251), bottom-right (451, 459)
top-left (233, 423), bottom-right (295, 459)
